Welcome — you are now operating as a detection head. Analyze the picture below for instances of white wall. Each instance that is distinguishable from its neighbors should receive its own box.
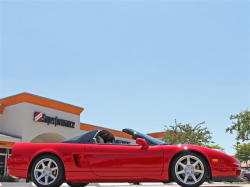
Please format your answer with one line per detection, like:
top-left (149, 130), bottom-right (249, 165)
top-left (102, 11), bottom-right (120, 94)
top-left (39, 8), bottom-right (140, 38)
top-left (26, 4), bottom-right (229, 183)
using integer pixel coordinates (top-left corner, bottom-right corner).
top-left (1, 102), bottom-right (82, 142)
top-left (21, 102), bottom-right (81, 142)
top-left (1, 104), bottom-right (25, 137)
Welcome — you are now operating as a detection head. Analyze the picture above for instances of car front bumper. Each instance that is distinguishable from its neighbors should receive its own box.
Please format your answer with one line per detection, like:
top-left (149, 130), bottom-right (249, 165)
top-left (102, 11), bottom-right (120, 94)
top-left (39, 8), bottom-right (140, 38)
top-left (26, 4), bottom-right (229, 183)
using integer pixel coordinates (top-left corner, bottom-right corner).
top-left (212, 176), bottom-right (241, 182)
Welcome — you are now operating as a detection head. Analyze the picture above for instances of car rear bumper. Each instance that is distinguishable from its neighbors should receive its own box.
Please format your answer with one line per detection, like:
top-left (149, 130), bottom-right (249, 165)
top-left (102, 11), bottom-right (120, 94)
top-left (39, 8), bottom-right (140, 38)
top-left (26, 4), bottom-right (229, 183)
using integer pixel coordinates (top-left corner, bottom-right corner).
top-left (7, 157), bottom-right (14, 169)
top-left (7, 157), bottom-right (27, 179)
top-left (8, 168), bottom-right (27, 179)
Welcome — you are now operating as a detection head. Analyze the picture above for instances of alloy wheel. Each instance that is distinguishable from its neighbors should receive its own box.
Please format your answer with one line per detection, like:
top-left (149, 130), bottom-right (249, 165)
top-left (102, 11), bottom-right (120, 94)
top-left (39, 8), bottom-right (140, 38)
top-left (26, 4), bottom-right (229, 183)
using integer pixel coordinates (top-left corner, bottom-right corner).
top-left (175, 155), bottom-right (204, 185)
top-left (34, 158), bottom-right (59, 185)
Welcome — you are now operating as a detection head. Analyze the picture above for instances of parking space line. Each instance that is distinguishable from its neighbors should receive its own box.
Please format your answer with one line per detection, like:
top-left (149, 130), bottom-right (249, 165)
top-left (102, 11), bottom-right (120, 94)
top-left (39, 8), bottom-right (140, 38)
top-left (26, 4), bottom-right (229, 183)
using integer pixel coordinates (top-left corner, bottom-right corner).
top-left (140, 183), bottom-right (164, 186)
top-left (31, 182), bottom-right (131, 187)
top-left (98, 183), bottom-right (131, 186)
top-left (61, 183), bottom-right (69, 186)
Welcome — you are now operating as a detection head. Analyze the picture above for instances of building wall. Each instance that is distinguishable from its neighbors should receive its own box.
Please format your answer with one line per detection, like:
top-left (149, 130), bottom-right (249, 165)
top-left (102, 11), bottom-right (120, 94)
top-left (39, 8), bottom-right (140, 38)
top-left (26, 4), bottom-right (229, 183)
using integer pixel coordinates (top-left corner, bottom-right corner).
top-left (1, 104), bottom-right (25, 137)
top-left (0, 93), bottom-right (139, 177)
top-left (22, 102), bottom-right (81, 142)
top-left (0, 102), bottom-right (135, 144)
top-left (1, 102), bottom-right (82, 142)
top-left (115, 136), bottom-right (136, 145)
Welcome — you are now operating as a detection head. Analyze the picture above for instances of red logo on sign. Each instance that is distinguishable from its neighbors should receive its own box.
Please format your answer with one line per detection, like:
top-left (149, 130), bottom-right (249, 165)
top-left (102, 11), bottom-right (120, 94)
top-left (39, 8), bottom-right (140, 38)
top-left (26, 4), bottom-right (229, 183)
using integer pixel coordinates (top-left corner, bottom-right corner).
top-left (34, 112), bottom-right (43, 122)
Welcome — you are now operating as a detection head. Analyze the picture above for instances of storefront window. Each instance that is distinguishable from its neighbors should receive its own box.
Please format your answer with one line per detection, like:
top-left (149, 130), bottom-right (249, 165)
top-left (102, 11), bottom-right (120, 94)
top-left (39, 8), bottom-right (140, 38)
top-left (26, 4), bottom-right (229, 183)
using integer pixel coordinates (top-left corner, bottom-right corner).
top-left (8, 149), bottom-right (12, 154)
top-left (0, 148), bottom-right (12, 176)
top-left (0, 155), bottom-right (5, 176)
top-left (0, 148), bottom-right (6, 154)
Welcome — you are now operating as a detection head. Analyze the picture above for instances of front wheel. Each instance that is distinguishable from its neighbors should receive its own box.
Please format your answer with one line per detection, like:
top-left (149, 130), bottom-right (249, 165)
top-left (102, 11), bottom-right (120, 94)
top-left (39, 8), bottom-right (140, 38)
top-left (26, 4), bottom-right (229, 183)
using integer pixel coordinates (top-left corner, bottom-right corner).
top-left (67, 182), bottom-right (89, 187)
top-left (31, 154), bottom-right (64, 187)
top-left (171, 152), bottom-right (208, 187)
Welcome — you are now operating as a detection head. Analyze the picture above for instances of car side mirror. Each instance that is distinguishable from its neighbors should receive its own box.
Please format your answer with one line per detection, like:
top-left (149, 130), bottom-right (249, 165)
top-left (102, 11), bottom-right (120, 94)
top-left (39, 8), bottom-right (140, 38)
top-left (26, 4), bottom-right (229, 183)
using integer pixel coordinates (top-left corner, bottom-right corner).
top-left (136, 138), bottom-right (149, 149)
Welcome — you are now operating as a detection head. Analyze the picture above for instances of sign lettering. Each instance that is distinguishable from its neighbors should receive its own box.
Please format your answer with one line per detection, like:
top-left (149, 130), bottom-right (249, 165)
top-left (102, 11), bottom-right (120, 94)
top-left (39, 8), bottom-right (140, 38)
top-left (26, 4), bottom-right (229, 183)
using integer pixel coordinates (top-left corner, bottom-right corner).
top-left (34, 112), bottom-right (75, 128)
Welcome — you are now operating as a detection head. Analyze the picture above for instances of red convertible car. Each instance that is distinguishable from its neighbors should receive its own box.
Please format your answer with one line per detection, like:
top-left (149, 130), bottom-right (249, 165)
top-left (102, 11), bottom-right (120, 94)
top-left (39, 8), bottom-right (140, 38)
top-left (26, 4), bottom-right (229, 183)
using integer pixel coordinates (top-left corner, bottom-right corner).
top-left (7, 128), bottom-right (241, 187)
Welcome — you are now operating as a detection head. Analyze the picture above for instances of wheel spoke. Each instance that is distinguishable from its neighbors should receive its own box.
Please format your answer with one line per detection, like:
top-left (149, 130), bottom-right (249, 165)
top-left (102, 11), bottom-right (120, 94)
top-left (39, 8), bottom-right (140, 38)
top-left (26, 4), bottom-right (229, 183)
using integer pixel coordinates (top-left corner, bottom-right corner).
top-left (47, 160), bottom-right (52, 168)
top-left (192, 160), bottom-right (200, 167)
top-left (191, 174), bottom-right (198, 183)
top-left (186, 156), bottom-right (191, 165)
top-left (45, 176), bottom-right (48, 185)
top-left (194, 169), bottom-right (204, 174)
top-left (177, 161), bottom-right (186, 168)
top-left (37, 174), bottom-right (44, 181)
top-left (41, 161), bottom-right (46, 169)
top-left (176, 170), bottom-right (185, 175)
top-left (50, 174), bottom-right (56, 180)
top-left (184, 174), bottom-right (189, 183)
top-left (51, 167), bottom-right (58, 171)
top-left (35, 169), bottom-right (43, 173)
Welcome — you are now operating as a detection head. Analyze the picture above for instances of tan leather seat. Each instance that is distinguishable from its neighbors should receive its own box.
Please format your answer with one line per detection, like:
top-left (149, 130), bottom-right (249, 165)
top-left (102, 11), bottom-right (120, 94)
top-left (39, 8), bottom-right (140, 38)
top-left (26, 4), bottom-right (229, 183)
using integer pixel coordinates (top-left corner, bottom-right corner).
top-left (96, 136), bottom-right (104, 143)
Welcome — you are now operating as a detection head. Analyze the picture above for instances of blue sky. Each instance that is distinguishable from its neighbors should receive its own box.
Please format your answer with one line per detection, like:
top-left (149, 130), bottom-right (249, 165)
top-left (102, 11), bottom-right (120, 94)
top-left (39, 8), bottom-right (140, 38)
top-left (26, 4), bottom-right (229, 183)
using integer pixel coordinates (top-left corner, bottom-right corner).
top-left (0, 0), bottom-right (249, 155)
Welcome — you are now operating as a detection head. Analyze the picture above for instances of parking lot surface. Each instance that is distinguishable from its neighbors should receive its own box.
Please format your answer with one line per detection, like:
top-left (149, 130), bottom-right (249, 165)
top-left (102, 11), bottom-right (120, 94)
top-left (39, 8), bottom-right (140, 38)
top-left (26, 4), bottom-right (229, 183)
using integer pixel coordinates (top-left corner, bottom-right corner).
top-left (0, 182), bottom-right (250, 187)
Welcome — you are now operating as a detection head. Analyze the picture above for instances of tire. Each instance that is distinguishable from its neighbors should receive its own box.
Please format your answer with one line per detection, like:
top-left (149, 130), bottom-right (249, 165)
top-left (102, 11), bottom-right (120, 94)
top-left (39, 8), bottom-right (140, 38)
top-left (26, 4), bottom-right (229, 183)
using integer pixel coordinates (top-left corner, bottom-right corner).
top-left (67, 182), bottom-right (89, 187)
top-left (171, 152), bottom-right (208, 187)
top-left (242, 177), bottom-right (248, 182)
top-left (31, 154), bottom-right (64, 187)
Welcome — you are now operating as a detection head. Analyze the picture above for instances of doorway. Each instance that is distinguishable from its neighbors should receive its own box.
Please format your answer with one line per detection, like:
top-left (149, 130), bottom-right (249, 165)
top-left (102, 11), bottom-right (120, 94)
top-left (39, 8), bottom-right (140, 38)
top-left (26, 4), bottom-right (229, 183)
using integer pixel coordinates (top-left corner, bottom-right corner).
top-left (0, 155), bottom-right (5, 176)
top-left (0, 148), bottom-right (12, 176)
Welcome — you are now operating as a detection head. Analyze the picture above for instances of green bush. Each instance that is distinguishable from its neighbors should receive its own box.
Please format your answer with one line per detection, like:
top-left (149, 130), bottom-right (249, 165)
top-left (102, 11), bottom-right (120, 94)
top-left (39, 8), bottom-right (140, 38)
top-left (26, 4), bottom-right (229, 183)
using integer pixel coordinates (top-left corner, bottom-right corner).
top-left (0, 176), bottom-right (15, 182)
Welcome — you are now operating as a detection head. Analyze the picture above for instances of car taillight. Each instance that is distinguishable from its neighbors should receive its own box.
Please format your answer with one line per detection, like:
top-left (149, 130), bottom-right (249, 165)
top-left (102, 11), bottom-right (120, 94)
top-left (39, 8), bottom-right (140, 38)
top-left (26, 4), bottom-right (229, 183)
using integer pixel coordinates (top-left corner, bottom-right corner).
top-left (236, 170), bottom-right (241, 176)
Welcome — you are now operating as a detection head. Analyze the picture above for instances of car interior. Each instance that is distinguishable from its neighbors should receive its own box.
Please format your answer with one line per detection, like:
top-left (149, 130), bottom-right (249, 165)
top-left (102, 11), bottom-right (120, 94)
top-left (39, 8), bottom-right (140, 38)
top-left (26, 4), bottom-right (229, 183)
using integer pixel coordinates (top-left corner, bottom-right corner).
top-left (93, 130), bottom-right (115, 144)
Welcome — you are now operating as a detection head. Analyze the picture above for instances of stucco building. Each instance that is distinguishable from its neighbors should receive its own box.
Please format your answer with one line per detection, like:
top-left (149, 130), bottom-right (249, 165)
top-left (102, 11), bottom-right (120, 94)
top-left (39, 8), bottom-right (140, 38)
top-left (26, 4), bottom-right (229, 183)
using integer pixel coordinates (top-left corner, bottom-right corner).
top-left (0, 93), bottom-right (134, 176)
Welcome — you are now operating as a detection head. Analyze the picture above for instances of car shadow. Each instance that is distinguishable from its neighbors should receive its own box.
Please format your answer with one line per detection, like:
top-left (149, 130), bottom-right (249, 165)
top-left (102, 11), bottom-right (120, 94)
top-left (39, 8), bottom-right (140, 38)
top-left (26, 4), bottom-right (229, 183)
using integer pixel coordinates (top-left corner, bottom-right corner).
top-left (202, 186), bottom-right (246, 187)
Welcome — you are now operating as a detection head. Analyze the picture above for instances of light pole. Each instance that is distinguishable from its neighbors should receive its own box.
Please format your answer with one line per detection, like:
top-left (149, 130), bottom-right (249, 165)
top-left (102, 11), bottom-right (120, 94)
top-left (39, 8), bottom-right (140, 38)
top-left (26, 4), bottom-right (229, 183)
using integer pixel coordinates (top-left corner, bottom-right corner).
top-left (237, 142), bottom-right (240, 151)
top-left (236, 142), bottom-right (240, 160)
top-left (198, 139), bottom-right (202, 146)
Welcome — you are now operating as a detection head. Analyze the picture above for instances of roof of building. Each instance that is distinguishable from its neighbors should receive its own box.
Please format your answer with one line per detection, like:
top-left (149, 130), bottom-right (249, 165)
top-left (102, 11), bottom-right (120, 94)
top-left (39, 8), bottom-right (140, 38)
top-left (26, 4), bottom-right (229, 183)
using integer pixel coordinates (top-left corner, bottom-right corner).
top-left (0, 132), bottom-right (21, 144)
top-left (0, 133), bottom-right (15, 139)
top-left (0, 92), bottom-right (84, 115)
top-left (147, 131), bottom-right (165, 138)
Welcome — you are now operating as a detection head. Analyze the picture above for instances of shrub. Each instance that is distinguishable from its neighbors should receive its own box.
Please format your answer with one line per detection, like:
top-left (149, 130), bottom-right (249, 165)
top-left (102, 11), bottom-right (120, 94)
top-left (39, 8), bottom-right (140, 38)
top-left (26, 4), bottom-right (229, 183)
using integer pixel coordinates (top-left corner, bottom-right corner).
top-left (0, 176), bottom-right (15, 182)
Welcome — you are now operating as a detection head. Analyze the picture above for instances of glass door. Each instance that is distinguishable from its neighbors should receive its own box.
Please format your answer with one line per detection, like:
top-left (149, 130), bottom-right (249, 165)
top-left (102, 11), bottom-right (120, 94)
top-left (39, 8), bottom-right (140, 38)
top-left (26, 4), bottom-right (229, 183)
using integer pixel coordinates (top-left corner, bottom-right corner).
top-left (0, 155), bottom-right (5, 176)
top-left (5, 149), bottom-right (12, 176)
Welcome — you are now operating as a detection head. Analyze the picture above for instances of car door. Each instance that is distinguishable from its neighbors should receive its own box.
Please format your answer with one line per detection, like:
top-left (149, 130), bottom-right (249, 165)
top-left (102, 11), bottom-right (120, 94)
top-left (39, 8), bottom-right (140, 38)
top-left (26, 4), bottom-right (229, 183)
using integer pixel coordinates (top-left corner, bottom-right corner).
top-left (84, 143), bottom-right (164, 177)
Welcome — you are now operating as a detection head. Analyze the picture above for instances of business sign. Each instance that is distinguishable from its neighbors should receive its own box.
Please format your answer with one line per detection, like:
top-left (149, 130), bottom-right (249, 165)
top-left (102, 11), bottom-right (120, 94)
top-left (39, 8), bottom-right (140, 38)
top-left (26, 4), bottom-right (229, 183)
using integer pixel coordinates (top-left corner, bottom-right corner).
top-left (0, 141), bottom-right (15, 148)
top-left (34, 112), bottom-right (75, 128)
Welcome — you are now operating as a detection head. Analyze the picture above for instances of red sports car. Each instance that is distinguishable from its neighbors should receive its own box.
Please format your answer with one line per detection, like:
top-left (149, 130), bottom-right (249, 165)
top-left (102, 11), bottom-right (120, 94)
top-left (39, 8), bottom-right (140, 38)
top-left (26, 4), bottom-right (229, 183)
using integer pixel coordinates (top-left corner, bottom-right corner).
top-left (7, 128), bottom-right (241, 187)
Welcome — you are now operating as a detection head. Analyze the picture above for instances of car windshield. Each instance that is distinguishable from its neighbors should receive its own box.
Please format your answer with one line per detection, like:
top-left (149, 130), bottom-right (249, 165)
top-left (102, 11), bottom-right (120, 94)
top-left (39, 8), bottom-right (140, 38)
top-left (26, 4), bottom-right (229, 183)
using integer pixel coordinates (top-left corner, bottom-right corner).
top-left (61, 132), bottom-right (90, 143)
top-left (128, 129), bottom-right (167, 145)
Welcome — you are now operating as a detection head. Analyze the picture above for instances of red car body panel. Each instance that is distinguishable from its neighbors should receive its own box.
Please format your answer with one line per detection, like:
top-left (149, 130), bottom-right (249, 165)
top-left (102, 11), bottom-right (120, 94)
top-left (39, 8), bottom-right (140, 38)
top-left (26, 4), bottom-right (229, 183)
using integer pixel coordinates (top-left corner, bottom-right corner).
top-left (7, 142), bottom-right (241, 182)
top-left (85, 144), bottom-right (164, 177)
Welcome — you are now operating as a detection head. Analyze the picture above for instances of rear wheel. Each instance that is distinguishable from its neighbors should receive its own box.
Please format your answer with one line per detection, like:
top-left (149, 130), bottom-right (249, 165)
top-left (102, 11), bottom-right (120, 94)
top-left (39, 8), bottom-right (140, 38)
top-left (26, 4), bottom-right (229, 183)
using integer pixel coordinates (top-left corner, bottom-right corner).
top-left (31, 154), bottom-right (64, 187)
top-left (171, 152), bottom-right (208, 187)
top-left (67, 182), bottom-right (89, 187)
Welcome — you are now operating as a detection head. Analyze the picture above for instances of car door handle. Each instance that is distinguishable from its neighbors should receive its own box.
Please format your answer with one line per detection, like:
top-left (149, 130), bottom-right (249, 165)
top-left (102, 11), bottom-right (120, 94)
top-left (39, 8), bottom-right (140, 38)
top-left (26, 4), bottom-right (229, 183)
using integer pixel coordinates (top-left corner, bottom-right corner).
top-left (89, 146), bottom-right (92, 149)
